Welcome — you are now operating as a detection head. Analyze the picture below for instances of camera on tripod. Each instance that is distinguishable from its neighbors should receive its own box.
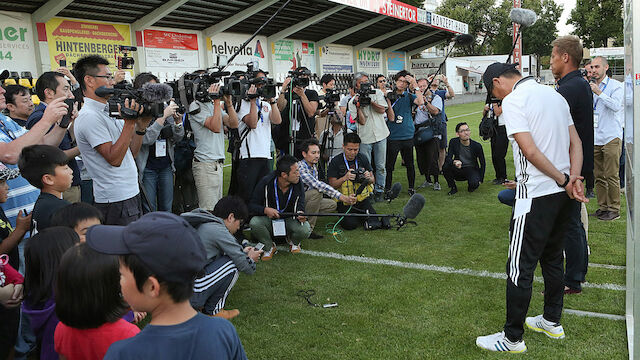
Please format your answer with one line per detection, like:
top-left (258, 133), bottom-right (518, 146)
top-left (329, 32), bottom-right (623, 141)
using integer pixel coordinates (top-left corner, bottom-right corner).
top-left (356, 82), bottom-right (376, 106)
top-left (116, 46), bottom-right (137, 70)
top-left (288, 68), bottom-right (311, 88)
top-left (319, 88), bottom-right (341, 109)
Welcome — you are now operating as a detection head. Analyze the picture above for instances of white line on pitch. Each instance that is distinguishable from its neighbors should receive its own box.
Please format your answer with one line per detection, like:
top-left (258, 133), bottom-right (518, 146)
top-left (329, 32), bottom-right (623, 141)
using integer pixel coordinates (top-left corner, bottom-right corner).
top-left (563, 309), bottom-right (625, 321)
top-left (295, 249), bottom-right (626, 292)
top-left (447, 110), bottom-right (484, 119)
top-left (589, 263), bottom-right (625, 270)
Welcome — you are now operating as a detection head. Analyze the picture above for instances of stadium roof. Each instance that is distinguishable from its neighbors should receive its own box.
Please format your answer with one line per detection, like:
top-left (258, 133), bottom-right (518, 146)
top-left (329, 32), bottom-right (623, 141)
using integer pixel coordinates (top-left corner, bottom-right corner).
top-left (2, 0), bottom-right (468, 55)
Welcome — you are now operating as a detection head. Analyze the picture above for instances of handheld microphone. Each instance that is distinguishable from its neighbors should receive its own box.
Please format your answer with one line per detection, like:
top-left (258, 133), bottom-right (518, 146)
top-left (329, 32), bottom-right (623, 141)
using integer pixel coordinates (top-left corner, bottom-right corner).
top-left (403, 194), bottom-right (426, 220)
top-left (141, 83), bottom-right (173, 103)
top-left (509, 8), bottom-right (537, 28)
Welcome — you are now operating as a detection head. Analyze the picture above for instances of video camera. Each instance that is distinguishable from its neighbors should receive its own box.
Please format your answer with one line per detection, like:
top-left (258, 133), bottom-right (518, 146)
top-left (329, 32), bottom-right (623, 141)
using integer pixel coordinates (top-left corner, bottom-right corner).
top-left (319, 88), bottom-right (341, 109)
top-left (166, 67), bottom-right (230, 115)
top-left (356, 82), bottom-right (376, 106)
top-left (116, 46), bottom-right (137, 70)
top-left (288, 68), bottom-right (311, 88)
top-left (223, 62), bottom-right (277, 100)
top-left (96, 83), bottom-right (172, 119)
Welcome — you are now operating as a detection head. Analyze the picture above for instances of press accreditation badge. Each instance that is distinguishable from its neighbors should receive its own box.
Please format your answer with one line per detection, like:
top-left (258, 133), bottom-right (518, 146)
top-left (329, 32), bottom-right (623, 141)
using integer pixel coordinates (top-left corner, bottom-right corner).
top-left (155, 139), bottom-right (167, 157)
top-left (272, 219), bottom-right (286, 237)
top-left (593, 113), bottom-right (599, 128)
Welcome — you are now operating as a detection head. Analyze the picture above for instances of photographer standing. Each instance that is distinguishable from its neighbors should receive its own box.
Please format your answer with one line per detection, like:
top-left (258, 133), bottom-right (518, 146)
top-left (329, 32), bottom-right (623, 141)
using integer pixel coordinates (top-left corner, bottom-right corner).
top-left (415, 78), bottom-right (444, 191)
top-left (189, 82), bottom-right (239, 211)
top-left (132, 73), bottom-right (184, 212)
top-left (276, 66), bottom-right (319, 159)
top-left (484, 103), bottom-right (508, 185)
top-left (348, 72), bottom-right (390, 202)
top-left (385, 70), bottom-right (423, 196)
top-left (74, 55), bottom-right (150, 225)
top-left (316, 74), bottom-right (343, 179)
top-left (235, 70), bottom-right (281, 204)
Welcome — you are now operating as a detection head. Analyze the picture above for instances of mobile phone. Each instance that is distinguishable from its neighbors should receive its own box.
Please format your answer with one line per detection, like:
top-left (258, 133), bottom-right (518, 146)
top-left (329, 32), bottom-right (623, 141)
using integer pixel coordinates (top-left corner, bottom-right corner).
top-left (59, 59), bottom-right (66, 67)
top-left (59, 99), bottom-right (76, 128)
top-left (255, 243), bottom-right (265, 251)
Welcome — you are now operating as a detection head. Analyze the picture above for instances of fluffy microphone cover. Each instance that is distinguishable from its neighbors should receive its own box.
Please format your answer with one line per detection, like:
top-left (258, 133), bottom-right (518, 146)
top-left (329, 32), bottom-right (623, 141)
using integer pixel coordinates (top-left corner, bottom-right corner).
top-left (141, 83), bottom-right (173, 103)
top-left (509, 8), bottom-right (538, 28)
top-left (403, 193), bottom-right (426, 219)
top-left (454, 34), bottom-right (474, 45)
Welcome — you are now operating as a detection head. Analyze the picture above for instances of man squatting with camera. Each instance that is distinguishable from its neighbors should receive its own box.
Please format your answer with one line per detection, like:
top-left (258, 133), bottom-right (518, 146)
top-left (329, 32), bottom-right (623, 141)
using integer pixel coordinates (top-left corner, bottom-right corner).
top-left (74, 55), bottom-right (150, 225)
top-left (475, 62), bottom-right (588, 353)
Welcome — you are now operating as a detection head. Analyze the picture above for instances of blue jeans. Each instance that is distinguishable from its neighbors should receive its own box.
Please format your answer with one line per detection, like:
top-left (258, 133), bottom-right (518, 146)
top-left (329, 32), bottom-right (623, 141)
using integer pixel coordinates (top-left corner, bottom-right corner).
top-left (359, 138), bottom-right (387, 194)
top-left (498, 188), bottom-right (515, 207)
top-left (142, 166), bottom-right (174, 212)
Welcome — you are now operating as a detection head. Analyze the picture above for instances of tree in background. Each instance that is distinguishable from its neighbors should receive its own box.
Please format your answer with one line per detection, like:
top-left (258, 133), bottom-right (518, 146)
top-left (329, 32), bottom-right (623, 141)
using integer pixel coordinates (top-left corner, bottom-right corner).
top-left (568, 0), bottom-right (623, 47)
top-left (435, 0), bottom-right (501, 56)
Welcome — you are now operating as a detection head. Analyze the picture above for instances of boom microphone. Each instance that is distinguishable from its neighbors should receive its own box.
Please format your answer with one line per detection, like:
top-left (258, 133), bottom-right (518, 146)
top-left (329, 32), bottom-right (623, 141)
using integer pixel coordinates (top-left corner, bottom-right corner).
top-left (141, 83), bottom-right (173, 103)
top-left (509, 8), bottom-right (537, 28)
top-left (403, 194), bottom-right (426, 220)
top-left (385, 182), bottom-right (402, 202)
top-left (454, 34), bottom-right (474, 46)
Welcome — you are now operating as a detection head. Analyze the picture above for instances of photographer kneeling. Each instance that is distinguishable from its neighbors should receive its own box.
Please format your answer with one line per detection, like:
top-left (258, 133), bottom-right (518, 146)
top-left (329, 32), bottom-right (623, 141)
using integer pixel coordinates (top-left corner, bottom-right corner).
top-left (327, 133), bottom-right (389, 230)
top-left (132, 73), bottom-right (184, 212)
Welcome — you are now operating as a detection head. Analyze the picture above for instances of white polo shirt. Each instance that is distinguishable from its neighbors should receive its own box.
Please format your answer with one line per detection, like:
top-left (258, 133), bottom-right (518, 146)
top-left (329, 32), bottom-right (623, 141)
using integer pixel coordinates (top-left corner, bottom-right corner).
top-left (237, 98), bottom-right (273, 159)
top-left (501, 77), bottom-right (573, 199)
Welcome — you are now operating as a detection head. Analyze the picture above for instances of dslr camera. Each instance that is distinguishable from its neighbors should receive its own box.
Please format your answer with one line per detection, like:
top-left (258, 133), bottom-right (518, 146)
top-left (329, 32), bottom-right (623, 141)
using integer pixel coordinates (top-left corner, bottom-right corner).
top-left (356, 82), bottom-right (376, 106)
top-left (350, 168), bottom-right (369, 184)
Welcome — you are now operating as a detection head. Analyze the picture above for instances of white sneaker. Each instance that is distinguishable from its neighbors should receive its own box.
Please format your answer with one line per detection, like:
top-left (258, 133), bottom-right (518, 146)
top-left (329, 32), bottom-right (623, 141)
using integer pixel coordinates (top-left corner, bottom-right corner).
top-left (433, 182), bottom-right (441, 191)
top-left (262, 246), bottom-right (277, 261)
top-left (419, 180), bottom-right (432, 188)
top-left (476, 331), bottom-right (527, 353)
top-left (289, 243), bottom-right (301, 253)
top-left (525, 315), bottom-right (565, 339)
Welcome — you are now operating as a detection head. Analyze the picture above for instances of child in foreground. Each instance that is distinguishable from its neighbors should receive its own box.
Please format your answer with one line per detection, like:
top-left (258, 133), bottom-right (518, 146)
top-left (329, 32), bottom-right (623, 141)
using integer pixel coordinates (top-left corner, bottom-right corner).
top-left (50, 202), bottom-right (104, 242)
top-left (86, 212), bottom-right (248, 360)
top-left (54, 242), bottom-right (139, 360)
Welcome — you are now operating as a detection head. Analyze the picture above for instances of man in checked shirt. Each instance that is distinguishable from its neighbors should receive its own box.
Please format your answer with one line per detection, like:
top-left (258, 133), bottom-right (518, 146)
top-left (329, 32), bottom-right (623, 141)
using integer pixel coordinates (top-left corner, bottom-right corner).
top-left (297, 138), bottom-right (356, 239)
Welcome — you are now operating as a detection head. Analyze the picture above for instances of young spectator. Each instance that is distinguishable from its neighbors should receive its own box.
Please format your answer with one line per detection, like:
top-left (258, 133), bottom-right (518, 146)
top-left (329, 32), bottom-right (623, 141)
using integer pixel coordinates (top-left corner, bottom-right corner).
top-left (4, 85), bottom-right (34, 128)
top-left (54, 243), bottom-right (140, 360)
top-left (132, 73), bottom-right (184, 212)
top-left (249, 155), bottom-right (311, 260)
top-left (27, 71), bottom-right (81, 203)
top-left (442, 122), bottom-right (486, 195)
top-left (18, 145), bottom-right (73, 232)
top-left (0, 164), bottom-right (31, 360)
top-left (182, 196), bottom-right (263, 319)
top-left (22, 227), bottom-right (80, 360)
top-left (50, 202), bottom-right (104, 242)
top-left (85, 212), bottom-right (248, 359)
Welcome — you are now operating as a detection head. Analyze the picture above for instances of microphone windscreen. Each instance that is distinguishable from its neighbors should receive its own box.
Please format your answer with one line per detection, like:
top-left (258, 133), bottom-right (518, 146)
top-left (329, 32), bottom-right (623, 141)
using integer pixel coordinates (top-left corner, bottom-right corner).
top-left (0, 70), bottom-right (9, 80)
top-left (509, 8), bottom-right (537, 28)
top-left (95, 86), bottom-right (116, 98)
top-left (142, 83), bottom-right (173, 103)
top-left (388, 182), bottom-right (402, 201)
top-left (454, 34), bottom-right (474, 45)
top-left (403, 193), bottom-right (426, 219)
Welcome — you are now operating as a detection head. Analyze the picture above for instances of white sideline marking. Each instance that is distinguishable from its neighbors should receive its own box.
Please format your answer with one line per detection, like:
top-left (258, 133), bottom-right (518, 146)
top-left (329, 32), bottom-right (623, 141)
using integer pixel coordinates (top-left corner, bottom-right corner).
top-left (447, 110), bottom-right (484, 120)
top-left (589, 263), bottom-right (626, 270)
top-left (564, 309), bottom-right (625, 321)
top-left (294, 249), bottom-right (626, 292)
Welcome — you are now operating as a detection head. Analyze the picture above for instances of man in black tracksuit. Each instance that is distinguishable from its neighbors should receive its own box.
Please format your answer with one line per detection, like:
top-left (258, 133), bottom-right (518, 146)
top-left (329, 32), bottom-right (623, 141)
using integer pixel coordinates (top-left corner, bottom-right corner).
top-left (443, 122), bottom-right (486, 195)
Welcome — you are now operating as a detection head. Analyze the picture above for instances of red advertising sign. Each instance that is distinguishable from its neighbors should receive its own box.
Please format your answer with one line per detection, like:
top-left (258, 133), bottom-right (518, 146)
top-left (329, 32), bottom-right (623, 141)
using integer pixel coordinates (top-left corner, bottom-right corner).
top-left (329, 0), bottom-right (418, 23)
top-left (143, 30), bottom-right (198, 50)
top-left (51, 20), bottom-right (124, 41)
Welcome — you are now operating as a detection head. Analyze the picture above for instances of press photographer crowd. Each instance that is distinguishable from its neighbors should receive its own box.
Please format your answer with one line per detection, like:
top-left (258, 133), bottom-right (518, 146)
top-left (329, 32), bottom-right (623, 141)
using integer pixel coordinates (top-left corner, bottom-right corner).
top-left (0, 16), bottom-right (625, 358)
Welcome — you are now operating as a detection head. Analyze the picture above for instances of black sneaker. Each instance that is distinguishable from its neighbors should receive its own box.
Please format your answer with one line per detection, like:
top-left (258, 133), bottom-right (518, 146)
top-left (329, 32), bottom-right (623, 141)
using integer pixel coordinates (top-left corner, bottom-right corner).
top-left (308, 232), bottom-right (323, 239)
top-left (408, 188), bottom-right (415, 196)
top-left (492, 178), bottom-right (506, 185)
top-left (448, 187), bottom-right (458, 195)
top-left (586, 190), bottom-right (595, 198)
top-left (590, 209), bottom-right (605, 217)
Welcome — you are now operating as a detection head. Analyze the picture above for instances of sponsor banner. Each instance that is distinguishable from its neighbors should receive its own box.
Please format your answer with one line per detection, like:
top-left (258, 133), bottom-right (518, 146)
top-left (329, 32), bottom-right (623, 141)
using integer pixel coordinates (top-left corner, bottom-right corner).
top-left (410, 57), bottom-right (444, 78)
top-left (210, 32), bottom-right (267, 72)
top-left (45, 18), bottom-right (132, 71)
top-left (272, 39), bottom-right (317, 76)
top-left (387, 50), bottom-right (405, 74)
top-left (329, 0), bottom-right (417, 23)
top-left (417, 8), bottom-right (427, 24)
top-left (428, 13), bottom-right (469, 34)
top-left (320, 44), bottom-right (353, 74)
top-left (357, 48), bottom-right (382, 73)
top-left (0, 11), bottom-right (38, 75)
top-left (143, 29), bottom-right (199, 68)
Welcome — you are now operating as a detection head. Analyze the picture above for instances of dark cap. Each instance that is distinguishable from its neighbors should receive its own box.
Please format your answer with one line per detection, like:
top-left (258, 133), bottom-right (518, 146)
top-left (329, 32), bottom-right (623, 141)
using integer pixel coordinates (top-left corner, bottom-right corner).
top-left (86, 212), bottom-right (206, 283)
top-left (482, 62), bottom-right (519, 96)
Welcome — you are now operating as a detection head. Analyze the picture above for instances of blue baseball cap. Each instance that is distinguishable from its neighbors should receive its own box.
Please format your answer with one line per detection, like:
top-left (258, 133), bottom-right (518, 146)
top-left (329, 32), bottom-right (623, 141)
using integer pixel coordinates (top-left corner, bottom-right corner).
top-left (86, 212), bottom-right (206, 283)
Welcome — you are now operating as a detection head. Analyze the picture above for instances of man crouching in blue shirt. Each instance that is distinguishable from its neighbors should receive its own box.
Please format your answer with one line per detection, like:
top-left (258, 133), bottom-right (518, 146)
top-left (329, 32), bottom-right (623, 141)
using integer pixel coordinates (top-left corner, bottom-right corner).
top-left (86, 212), bottom-right (247, 360)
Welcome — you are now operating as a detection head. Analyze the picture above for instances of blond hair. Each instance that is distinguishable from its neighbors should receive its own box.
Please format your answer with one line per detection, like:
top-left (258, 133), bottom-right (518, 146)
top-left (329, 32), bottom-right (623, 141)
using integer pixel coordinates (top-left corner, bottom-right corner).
top-left (551, 35), bottom-right (583, 67)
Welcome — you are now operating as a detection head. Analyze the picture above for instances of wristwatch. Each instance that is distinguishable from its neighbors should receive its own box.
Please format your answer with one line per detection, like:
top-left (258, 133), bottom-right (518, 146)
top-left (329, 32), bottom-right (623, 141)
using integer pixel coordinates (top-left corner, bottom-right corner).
top-left (557, 173), bottom-right (570, 188)
top-left (135, 130), bottom-right (146, 136)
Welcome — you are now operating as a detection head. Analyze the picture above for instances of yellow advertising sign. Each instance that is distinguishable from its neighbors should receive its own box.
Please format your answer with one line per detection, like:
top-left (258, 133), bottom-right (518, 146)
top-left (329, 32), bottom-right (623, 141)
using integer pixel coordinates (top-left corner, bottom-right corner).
top-left (45, 18), bottom-right (131, 71)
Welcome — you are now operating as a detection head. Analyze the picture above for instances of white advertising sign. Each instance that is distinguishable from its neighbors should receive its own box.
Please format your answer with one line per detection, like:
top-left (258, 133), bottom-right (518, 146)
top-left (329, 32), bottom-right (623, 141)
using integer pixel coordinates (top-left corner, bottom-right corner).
top-left (0, 11), bottom-right (38, 75)
top-left (272, 39), bottom-right (316, 76)
top-left (357, 48), bottom-right (383, 73)
top-left (429, 13), bottom-right (469, 34)
top-left (210, 32), bottom-right (268, 72)
top-left (320, 43), bottom-right (353, 74)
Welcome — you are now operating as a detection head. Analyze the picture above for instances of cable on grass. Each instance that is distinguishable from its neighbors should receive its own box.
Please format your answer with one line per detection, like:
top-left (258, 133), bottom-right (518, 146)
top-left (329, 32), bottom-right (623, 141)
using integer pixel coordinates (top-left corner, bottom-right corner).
top-left (325, 205), bottom-right (352, 243)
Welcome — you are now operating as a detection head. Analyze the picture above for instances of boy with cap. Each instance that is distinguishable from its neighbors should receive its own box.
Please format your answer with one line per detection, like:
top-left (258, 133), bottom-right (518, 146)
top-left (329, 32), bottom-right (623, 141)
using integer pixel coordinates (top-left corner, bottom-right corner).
top-left (86, 212), bottom-right (247, 360)
top-left (475, 63), bottom-right (587, 353)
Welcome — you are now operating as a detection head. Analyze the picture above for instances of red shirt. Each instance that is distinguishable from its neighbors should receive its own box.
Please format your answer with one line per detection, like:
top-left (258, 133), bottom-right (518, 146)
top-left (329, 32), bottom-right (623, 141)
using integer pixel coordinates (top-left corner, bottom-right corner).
top-left (54, 319), bottom-right (140, 360)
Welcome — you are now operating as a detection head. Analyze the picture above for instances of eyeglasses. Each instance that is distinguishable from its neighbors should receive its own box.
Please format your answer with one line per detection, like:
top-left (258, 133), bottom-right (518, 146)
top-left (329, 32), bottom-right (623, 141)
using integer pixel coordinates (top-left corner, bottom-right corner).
top-left (459, 128), bottom-right (471, 132)
top-left (89, 74), bottom-right (115, 80)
